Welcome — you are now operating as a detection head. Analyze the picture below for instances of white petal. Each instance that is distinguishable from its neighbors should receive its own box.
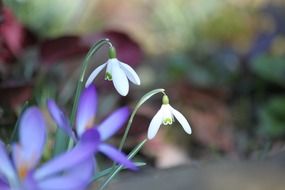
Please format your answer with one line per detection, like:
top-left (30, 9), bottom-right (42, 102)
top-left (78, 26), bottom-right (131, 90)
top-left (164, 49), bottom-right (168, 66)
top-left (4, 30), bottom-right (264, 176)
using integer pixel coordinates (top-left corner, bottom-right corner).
top-left (120, 62), bottom-right (141, 85)
top-left (147, 108), bottom-right (163, 139)
top-left (85, 63), bottom-right (107, 87)
top-left (170, 106), bottom-right (192, 134)
top-left (161, 104), bottom-right (174, 124)
top-left (111, 61), bottom-right (129, 96)
top-left (106, 59), bottom-right (115, 74)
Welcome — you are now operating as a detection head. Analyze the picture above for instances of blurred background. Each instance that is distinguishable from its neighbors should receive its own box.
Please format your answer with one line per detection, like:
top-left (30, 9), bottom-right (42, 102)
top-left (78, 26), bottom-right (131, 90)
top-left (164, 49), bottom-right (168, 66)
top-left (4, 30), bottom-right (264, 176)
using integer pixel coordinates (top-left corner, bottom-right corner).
top-left (1, 0), bottom-right (285, 188)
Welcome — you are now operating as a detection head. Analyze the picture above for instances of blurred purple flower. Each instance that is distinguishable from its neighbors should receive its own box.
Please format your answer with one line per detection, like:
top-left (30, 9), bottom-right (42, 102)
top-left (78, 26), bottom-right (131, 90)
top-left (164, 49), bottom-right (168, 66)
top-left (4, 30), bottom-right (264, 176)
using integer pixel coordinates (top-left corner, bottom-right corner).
top-left (0, 107), bottom-right (97, 190)
top-left (47, 85), bottom-right (137, 170)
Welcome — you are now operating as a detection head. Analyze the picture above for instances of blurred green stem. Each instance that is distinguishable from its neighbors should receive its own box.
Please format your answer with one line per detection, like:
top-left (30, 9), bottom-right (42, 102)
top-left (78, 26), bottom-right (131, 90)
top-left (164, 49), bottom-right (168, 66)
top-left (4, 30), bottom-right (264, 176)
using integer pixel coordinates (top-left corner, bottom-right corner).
top-left (10, 101), bottom-right (29, 143)
top-left (118, 89), bottom-right (165, 151)
top-left (58, 38), bottom-right (111, 152)
top-left (99, 139), bottom-right (147, 190)
top-left (70, 38), bottom-right (111, 126)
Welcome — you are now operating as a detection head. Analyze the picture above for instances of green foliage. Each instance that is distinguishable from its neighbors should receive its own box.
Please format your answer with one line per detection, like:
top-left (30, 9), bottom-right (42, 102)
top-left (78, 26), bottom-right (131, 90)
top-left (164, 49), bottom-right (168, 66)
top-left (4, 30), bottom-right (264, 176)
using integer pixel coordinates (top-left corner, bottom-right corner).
top-left (166, 53), bottom-right (239, 88)
top-left (250, 55), bottom-right (285, 87)
top-left (4, 0), bottom-right (83, 37)
top-left (259, 96), bottom-right (285, 137)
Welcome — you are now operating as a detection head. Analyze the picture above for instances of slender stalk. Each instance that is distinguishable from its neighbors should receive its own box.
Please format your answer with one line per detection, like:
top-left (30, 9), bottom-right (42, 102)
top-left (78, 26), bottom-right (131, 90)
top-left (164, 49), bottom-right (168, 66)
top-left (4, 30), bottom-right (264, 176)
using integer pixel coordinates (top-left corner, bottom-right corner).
top-left (118, 89), bottom-right (165, 151)
top-left (98, 139), bottom-right (147, 190)
top-left (69, 39), bottom-right (111, 126)
top-left (91, 162), bottom-right (146, 182)
top-left (61, 38), bottom-right (110, 151)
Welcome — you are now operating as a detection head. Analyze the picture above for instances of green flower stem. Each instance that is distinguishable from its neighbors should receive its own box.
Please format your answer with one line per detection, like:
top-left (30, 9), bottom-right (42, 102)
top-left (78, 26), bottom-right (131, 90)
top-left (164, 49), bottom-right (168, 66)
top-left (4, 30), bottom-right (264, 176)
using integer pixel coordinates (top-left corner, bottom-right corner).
top-left (98, 139), bottom-right (147, 190)
top-left (118, 89), bottom-right (165, 151)
top-left (70, 38), bottom-right (111, 127)
top-left (91, 162), bottom-right (146, 182)
top-left (10, 101), bottom-right (29, 143)
top-left (66, 39), bottom-right (111, 151)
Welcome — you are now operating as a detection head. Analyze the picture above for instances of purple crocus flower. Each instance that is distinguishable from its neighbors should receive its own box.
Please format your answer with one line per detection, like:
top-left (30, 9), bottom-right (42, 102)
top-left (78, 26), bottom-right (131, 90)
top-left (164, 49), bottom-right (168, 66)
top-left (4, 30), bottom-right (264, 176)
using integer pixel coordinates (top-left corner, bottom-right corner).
top-left (47, 85), bottom-right (136, 170)
top-left (0, 107), bottom-right (98, 190)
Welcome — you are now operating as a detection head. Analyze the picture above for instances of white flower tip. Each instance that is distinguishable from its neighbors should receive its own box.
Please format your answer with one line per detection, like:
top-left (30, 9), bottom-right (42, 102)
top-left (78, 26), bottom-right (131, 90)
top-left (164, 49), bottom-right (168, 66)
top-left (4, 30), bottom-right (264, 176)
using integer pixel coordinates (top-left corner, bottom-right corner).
top-left (85, 63), bottom-right (107, 87)
top-left (135, 78), bottom-right (141, 85)
top-left (147, 125), bottom-right (159, 140)
top-left (147, 109), bottom-right (163, 140)
top-left (115, 82), bottom-right (129, 96)
top-left (85, 80), bottom-right (92, 87)
top-left (170, 106), bottom-right (192, 135)
top-left (184, 126), bottom-right (192, 135)
top-left (119, 90), bottom-right (128, 96)
top-left (147, 132), bottom-right (155, 140)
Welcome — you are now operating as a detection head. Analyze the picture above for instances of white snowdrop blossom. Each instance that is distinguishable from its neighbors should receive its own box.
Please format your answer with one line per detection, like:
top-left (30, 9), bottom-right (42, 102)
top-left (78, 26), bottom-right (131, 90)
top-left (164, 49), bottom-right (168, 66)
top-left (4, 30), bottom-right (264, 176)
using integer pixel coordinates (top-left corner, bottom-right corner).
top-left (147, 95), bottom-right (192, 139)
top-left (85, 47), bottom-right (140, 96)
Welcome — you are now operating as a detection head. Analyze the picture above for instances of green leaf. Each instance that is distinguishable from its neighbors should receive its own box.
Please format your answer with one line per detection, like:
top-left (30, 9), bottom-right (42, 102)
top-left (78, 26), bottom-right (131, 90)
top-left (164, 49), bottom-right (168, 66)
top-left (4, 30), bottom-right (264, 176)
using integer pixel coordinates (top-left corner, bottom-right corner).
top-left (98, 139), bottom-right (147, 190)
top-left (92, 162), bottom-right (146, 181)
top-left (10, 101), bottom-right (30, 143)
top-left (53, 128), bottom-right (69, 156)
top-left (250, 55), bottom-right (285, 87)
top-left (259, 96), bottom-right (285, 137)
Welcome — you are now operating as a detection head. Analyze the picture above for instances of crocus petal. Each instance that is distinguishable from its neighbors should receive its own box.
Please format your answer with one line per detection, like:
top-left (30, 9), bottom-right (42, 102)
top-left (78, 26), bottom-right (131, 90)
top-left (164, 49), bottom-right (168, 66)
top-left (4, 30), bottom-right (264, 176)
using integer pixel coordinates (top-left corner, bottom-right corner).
top-left (38, 158), bottom-right (94, 190)
top-left (19, 107), bottom-right (46, 167)
top-left (147, 108), bottom-right (163, 140)
top-left (111, 61), bottom-right (129, 96)
top-left (170, 106), bottom-right (192, 134)
top-left (0, 177), bottom-right (9, 190)
top-left (120, 62), bottom-right (141, 85)
top-left (0, 141), bottom-right (16, 183)
top-left (22, 172), bottom-right (39, 190)
top-left (97, 107), bottom-right (129, 141)
top-left (35, 128), bottom-right (100, 180)
top-left (76, 86), bottom-right (97, 137)
top-left (85, 63), bottom-right (107, 87)
top-left (99, 144), bottom-right (137, 170)
top-left (47, 100), bottom-right (75, 140)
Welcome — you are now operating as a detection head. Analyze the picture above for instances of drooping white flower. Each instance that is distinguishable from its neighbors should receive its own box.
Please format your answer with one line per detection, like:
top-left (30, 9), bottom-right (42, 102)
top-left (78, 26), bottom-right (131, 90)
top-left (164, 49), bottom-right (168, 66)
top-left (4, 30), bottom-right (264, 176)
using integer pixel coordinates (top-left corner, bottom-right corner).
top-left (85, 46), bottom-right (140, 96)
top-left (147, 95), bottom-right (192, 140)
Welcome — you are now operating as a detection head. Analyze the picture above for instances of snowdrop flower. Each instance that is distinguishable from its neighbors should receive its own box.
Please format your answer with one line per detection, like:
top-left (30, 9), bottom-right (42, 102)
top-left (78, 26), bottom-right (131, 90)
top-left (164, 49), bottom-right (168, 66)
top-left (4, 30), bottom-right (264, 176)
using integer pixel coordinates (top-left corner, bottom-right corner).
top-left (147, 94), bottom-right (192, 140)
top-left (85, 46), bottom-right (140, 96)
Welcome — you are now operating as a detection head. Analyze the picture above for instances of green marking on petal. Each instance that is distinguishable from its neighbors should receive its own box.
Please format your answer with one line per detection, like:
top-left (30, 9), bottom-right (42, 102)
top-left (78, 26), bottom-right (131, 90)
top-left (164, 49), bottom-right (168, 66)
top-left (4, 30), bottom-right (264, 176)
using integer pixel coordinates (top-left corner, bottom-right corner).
top-left (105, 72), bottom-right (112, 81)
top-left (163, 118), bottom-right (173, 125)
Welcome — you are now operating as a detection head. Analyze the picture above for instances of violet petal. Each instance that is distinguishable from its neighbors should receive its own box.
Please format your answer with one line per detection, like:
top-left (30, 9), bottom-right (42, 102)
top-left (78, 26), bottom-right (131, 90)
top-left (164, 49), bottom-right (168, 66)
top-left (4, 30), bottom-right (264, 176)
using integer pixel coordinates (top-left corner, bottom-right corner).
top-left (38, 158), bottom-right (94, 190)
top-left (99, 143), bottom-right (137, 171)
top-left (76, 86), bottom-right (97, 137)
top-left (19, 107), bottom-right (46, 166)
top-left (35, 128), bottom-right (100, 180)
top-left (47, 99), bottom-right (75, 140)
top-left (0, 141), bottom-right (16, 185)
top-left (97, 107), bottom-right (129, 141)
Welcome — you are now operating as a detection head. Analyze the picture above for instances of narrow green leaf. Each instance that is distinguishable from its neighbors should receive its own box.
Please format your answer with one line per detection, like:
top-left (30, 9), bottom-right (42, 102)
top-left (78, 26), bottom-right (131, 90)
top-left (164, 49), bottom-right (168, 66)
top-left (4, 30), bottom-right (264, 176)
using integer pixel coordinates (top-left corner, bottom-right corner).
top-left (53, 128), bottom-right (69, 156)
top-left (92, 161), bottom-right (146, 181)
top-left (10, 101), bottom-right (30, 143)
top-left (98, 139), bottom-right (147, 190)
